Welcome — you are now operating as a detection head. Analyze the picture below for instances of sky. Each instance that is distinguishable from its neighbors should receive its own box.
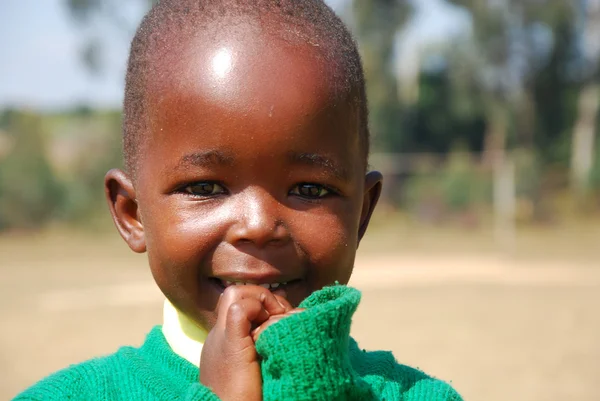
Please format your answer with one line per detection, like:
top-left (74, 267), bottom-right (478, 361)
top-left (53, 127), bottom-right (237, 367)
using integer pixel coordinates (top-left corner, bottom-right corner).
top-left (0, 0), bottom-right (468, 110)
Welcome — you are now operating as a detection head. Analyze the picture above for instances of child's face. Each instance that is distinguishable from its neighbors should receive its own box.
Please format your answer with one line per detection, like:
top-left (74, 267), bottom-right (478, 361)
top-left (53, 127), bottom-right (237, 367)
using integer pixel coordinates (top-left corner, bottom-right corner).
top-left (107, 33), bottom-right (381, 330)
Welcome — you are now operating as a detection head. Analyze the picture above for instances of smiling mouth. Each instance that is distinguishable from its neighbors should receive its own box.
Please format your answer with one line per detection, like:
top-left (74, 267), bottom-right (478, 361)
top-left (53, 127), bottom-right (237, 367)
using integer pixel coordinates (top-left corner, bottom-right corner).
top-left (210, 277), bottom-right (300, 292)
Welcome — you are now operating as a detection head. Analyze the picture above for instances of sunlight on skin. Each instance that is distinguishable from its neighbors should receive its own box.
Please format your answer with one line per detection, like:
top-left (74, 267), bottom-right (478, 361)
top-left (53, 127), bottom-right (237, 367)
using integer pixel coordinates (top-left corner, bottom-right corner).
top-left (211, 48), bottom-right (233, 79)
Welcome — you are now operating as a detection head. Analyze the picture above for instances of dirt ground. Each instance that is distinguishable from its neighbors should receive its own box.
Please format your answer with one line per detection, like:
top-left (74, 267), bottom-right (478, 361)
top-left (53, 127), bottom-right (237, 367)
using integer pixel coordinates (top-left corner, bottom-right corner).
top-left (1, 228), bottom-right (599, 400)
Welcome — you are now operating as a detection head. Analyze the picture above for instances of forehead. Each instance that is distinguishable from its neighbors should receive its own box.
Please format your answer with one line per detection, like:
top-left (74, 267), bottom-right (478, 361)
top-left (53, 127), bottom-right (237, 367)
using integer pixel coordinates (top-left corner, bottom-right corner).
top-left (147, 19), bottom-right (352, 118)
top-left (138, 19), bottom-right (360, 164)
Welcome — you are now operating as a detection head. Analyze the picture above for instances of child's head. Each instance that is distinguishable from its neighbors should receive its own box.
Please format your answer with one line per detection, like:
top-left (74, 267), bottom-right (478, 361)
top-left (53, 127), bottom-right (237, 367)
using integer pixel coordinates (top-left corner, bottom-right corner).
top-left (105, 0), bottom-right (382, 330)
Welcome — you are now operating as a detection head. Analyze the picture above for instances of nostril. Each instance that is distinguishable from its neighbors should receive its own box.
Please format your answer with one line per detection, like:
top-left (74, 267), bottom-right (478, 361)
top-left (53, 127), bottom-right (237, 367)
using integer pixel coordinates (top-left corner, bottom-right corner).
top-left (225, 190), bottom-right (292, 246)
top-left (226, 217), bottom-right (290, 248)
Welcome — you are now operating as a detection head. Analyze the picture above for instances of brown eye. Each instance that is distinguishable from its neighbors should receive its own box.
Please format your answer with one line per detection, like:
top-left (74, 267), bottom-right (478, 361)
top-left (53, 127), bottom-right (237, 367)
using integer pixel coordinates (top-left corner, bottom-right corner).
top-left (291, 183), bottom-right (330, 198)
top-left (184, 182), bottom-right (225, 196)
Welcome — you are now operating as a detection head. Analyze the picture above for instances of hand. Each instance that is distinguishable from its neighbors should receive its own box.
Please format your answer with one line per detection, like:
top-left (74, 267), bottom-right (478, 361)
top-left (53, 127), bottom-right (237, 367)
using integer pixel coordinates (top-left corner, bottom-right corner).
top-left (199, 285), bottom-right (292, 401)
top-left (251, 308), bottom-right (305, 342)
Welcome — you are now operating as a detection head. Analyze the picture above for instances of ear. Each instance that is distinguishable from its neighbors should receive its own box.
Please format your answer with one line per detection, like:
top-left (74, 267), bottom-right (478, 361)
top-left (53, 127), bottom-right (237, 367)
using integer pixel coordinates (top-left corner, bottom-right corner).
top-left (358, 170), bottom-right (383, 243)
top-left (104, 169), bottom-right (146, 253)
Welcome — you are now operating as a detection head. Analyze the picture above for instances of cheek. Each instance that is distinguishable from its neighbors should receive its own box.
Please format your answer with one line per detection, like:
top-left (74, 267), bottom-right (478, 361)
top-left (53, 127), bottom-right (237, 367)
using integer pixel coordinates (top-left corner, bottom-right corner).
top-left (143, 200), bottom-right (234, 267)
top-left (293, 203), bottom-right (360, 274)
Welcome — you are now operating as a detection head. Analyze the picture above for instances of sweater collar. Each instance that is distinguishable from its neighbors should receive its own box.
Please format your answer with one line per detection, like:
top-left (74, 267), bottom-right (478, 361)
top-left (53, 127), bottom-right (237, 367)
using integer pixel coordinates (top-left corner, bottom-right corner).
top-left (162, 299), bottom-right (208, 367)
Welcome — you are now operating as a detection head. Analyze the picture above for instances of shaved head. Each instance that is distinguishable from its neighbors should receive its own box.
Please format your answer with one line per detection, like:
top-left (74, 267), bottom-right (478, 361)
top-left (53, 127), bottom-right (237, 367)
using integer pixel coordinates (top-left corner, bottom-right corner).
top-left (123, 0), bottom-right (368, 177)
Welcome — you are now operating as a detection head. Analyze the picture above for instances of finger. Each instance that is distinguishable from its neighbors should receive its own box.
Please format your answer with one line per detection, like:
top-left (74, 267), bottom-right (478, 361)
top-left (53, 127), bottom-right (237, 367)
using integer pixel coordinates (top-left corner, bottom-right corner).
top-left (215, 285), bottom-right (288, 329)
top-left (273, 293), bottom-right (293, 312)
top-left (226, 298), bottom-right (272, 339)
top-left (251, 315), bottom-right (287, 342)
top-left (251, 308), bottom-right (305, 342)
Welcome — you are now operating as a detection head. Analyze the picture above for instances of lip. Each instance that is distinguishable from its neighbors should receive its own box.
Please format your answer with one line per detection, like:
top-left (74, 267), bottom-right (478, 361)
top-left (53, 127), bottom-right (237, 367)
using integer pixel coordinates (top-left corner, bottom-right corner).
top-left (208, 275), bottom-right (303, 295)
top-left (212, 273), bottom-right (299, 285)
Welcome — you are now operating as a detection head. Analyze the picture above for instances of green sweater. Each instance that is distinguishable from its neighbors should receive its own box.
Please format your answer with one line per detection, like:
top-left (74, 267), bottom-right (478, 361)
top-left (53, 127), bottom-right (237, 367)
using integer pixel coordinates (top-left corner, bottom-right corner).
top-left (14, 285), bottom-right (462, 401)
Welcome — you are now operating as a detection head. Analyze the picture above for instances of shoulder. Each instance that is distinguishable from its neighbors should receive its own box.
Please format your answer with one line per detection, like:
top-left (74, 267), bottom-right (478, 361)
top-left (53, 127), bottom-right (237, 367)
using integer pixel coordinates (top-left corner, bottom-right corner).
top-left (13, 346), bottom-right (137, 401)
top-left (348, 338), bottom-right (463, 401)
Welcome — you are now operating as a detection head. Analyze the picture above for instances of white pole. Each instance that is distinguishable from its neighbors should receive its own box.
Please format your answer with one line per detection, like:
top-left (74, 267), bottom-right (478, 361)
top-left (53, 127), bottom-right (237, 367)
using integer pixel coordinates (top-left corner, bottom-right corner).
top-left (493, 153), bottom-right (516, 252)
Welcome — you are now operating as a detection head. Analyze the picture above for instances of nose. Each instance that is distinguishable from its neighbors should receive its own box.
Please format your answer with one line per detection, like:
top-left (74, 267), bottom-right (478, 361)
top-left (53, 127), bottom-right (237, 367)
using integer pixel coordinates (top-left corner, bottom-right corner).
top-left (225, 189), bottom-right (290, 248)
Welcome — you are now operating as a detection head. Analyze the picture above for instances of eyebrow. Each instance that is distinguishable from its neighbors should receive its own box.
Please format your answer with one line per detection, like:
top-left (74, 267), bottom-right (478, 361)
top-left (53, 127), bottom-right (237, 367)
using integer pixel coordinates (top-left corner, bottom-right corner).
top-left (288, 151), bottom-right (350, 182)
top-left (175, 149), bottom-right (350, 181)
top-left (176, 150), bottom-right (235, 170)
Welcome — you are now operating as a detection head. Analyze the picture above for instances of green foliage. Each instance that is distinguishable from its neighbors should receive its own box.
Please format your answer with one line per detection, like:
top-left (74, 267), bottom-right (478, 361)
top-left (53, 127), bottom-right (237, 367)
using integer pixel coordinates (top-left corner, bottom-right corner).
top-left (0, 110), bottom-right (125, 232)
top-left (441, 151), bottom-right (490, 211)
top-left (59, 113), bottom-right (123, 226)
top-left (531, 9), bottom-right (581, 165)
top-left (401, 71), bottom-right (487, 154)
top-left (404, 147), bottom-right (491, 220)
top-left (352, 0), bottom-right (409, 152)
top-left (513, 149), bottom-right (542, 200)
top-left (0, 113), bottom-right (63, 230)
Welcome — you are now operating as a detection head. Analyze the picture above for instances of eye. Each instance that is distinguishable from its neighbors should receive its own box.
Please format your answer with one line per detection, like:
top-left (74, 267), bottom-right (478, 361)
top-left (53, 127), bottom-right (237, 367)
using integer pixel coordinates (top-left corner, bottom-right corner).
top-left (183, 182), bottom-right (226, 197)
top-left (290, 183), bottom-right (330, 199)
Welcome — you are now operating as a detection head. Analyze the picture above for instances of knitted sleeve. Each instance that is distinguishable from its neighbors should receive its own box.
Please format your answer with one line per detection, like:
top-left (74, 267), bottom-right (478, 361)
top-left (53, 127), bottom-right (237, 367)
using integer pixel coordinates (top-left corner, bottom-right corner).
top-left (255, 285), bottom-right (463, 401)
top-left (400, 378), bottom-right (463, 401)
top-left (348, 344), bottom-right (464, 401)
top-left (255, 285), bottom-right (376, 401)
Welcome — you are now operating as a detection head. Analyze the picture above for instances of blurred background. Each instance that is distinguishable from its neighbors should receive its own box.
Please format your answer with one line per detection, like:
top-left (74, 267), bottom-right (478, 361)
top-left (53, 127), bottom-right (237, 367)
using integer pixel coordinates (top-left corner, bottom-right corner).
top-left (1, 0), bottom-right (599, 400)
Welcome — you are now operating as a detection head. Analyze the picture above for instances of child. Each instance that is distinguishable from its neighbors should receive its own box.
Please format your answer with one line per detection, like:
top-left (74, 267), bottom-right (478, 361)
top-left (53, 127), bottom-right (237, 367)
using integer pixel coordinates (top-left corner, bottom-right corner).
top-left (15, 1), bottom-right (462, 400)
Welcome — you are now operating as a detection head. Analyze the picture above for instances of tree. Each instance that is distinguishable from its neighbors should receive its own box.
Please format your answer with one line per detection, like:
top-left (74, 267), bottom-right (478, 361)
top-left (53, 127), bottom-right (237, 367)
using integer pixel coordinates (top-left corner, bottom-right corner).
top-left (569, 0), bottom-right (600, 199)
top-left (350, 0), bottom-right (411, 152)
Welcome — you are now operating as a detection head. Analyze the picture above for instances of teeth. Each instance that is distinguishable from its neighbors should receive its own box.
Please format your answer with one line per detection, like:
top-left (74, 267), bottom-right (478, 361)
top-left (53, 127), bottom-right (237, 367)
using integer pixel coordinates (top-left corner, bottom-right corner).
top-left (219, 280), bottom-right (290, 291)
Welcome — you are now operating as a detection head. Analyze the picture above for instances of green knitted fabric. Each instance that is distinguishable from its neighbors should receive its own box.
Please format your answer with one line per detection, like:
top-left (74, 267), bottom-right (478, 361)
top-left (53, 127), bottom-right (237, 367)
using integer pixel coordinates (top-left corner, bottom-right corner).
top-left (257, 285), bottom-right (462, 401)
top-left (13, 327), bottom-right (219, 401)
top-left (14, 285), bottom-right (462, 401)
